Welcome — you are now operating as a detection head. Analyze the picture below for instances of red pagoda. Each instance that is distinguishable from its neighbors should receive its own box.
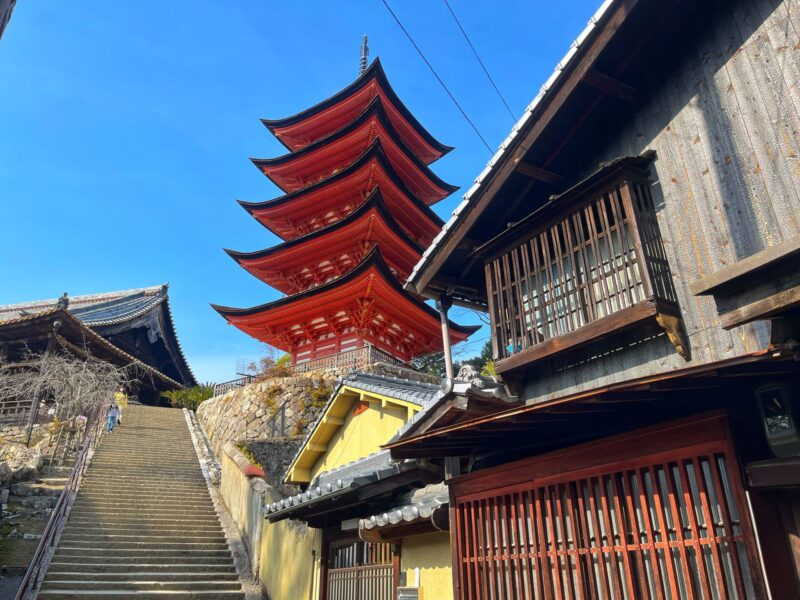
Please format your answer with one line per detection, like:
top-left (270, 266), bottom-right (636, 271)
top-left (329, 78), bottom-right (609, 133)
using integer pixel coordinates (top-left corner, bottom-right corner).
top-left (213, 58), bottom-right (477, 366)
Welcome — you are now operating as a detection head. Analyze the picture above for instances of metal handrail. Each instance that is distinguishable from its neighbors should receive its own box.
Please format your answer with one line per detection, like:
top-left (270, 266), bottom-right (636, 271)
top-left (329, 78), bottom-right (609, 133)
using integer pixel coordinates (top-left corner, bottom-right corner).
top-left (14, 404), bottom-right (108, 600)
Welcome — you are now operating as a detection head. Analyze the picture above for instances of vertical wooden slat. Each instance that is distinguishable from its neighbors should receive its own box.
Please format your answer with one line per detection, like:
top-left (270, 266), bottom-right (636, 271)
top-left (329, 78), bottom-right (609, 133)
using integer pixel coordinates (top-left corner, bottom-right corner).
top-left (643, 466), bottom-right (680, 599)
top-left (585, 477), bottom-right (612, 600)
top-left (554, 483), bottom-right (577, 599)
top-left (534, 487), bottom-right (555, 600)
top-left (621, 470), bottom-right (661, 600)
top-left (662, 462), bottom-right (697, 599)
top-left (574, 480), bottom-right (599, 599)
top-left (677, 459), bottom-right (713, 599)
top-left (563, 483), bottom-right (586, 598)
top-left (609, 473), bottom-right (639, 598)
top-left (691, 457), bottom-right (728, 597)
top-left (596, 476), bottom-right (624, 599)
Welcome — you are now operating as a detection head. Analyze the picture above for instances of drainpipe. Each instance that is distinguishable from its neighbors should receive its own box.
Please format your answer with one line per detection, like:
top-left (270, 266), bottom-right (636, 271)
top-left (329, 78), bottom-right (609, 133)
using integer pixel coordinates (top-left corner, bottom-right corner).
top-left (436, 295), bottom-right (454, 380)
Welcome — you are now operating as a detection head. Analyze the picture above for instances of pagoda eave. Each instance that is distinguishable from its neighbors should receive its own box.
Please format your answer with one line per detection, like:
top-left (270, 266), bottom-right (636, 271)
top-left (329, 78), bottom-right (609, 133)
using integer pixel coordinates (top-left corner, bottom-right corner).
top-left (261, 58), bottom-right (453, 162)
top-left (225, 192), bottom-right (424, 295)
top-left (251, 137), bottom-right (458, 204)
top-left (211, 249), bottom-right (477, 361)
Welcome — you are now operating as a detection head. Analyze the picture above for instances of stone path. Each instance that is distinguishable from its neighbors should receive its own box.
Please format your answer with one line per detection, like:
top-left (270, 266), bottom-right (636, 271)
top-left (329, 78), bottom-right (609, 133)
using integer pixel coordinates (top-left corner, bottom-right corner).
top-left (38, 405), bottom-right (245, 599)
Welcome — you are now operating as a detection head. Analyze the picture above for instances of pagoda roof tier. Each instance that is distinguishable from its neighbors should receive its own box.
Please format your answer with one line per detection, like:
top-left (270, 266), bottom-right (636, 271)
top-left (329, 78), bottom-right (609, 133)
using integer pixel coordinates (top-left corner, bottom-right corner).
top-left (239, 143), bottom-right (444, 245)
top-left (262, 58), bottom-right (452, 163)
top-left (212, 249), bottom-right (478, 362)
top-left (225, 191), bottom-right (423, 295)
top-left (252, 99), bottom-right (457, 203)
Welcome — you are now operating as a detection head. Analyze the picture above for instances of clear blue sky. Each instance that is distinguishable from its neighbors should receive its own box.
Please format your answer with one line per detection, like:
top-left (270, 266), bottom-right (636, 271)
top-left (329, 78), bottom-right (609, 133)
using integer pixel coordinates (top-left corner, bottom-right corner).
top-left (0, 1), bottom-right (599, 383)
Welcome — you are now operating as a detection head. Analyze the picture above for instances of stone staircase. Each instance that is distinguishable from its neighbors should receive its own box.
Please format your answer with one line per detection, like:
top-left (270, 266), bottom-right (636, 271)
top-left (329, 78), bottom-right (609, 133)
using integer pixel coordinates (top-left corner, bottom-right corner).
top-left (38, 405), bottom-right (245, 599)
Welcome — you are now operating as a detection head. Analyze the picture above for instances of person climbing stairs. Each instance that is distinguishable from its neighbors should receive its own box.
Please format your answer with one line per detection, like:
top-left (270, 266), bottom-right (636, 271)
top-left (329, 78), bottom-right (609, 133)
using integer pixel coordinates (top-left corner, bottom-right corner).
top-left (37, 404), bottom-right (245, 599)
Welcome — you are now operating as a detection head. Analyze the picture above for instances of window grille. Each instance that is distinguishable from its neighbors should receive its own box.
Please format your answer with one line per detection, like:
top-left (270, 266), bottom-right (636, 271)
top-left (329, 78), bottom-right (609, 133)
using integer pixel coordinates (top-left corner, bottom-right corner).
top-left (485, 166), bottom-right (680, 371)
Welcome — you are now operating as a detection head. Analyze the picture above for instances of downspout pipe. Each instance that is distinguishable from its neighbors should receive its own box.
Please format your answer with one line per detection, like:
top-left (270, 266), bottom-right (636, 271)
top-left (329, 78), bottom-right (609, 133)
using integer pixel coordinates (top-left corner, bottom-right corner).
top-left (436, 295), bottom-right (454, 380)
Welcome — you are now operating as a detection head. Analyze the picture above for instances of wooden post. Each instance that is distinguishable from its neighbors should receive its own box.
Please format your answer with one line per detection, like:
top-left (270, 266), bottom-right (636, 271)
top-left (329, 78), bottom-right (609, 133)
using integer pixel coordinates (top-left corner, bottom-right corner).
top-left (437, 295), bottom-right (454, 379)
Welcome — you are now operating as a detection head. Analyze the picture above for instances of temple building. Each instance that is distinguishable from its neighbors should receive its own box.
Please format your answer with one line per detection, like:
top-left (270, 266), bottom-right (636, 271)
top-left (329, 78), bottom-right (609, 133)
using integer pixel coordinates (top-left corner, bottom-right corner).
top-left (214, 58), bottom-right (476, 366)
top-left (0, 284), bottom-right (196, 404)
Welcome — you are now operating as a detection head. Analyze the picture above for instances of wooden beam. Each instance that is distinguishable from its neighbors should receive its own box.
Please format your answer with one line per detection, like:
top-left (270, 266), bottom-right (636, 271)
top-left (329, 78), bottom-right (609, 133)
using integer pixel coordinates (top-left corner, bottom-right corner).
top-left (583, 68), bottom-right (637, 101)
top-left (514, 161), bottom-right (562, 184)
top-left (495, 299), bottom-right (659, 375)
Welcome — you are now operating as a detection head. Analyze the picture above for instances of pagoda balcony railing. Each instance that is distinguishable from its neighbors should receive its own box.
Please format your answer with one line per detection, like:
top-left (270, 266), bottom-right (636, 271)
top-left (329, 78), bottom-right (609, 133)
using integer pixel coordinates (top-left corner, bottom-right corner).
top-left (293, 345), bottom-right (402, 374)
top-left (486, 162), bottom-right (683, 375)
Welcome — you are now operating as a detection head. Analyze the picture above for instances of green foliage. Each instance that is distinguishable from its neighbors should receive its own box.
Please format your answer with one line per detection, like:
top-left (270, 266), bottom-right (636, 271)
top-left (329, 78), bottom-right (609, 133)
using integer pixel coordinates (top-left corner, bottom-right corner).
top-left (410, 352), bottom-right (447, 377)
top-left (308, 379), bottom-right (332, 408)
top-left (161, 382), bottom-right (215, 411)
top-left (235, 442), bottom-right (264, 470)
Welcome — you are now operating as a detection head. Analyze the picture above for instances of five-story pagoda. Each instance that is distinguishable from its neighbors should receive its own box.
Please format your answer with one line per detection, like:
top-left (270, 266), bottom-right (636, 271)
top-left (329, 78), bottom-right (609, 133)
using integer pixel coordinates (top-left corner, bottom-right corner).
top-left (213, 56), bottom-right (477, 367)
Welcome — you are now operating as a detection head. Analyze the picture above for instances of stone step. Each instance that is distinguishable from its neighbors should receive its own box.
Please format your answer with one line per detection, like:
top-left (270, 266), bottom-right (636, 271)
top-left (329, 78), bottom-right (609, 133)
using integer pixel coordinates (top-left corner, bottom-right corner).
top-left (67, 510), bottom-right (220, 521)
top-left (42, 577), bottom-right (242, 592)
top-left (54, 540), bottom-right (230, 550)
top-left (71, 499), bottom-right (215, 509)
top-left (55, 548), bottom-right (234, 558)
top-left (76, 491), bottom-right (211, 499)
top-left (50, 555), bottom-right (235, 566)
top-left (44, 572), bottom-right (240, 582)
top-left (65, 517), bottom-right (221, 527)
top-left (38, 590), bottom-right (245, 599)
top-left (62, 526), bottom-right (224, 537)
top-left (59, 532), bottom-right (227, 543)
top-left (40, 580), bottom-right (243, 592)
top-left (47, 563), bottom-right (236, 574)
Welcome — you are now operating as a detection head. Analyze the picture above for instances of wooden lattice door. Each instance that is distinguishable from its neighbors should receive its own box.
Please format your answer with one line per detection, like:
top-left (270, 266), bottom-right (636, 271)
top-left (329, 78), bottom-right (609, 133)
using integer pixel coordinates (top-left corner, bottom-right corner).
top-left (325, 539), bottom-right (395, 600)
top-left (452, 414), bottom-right (767, 599)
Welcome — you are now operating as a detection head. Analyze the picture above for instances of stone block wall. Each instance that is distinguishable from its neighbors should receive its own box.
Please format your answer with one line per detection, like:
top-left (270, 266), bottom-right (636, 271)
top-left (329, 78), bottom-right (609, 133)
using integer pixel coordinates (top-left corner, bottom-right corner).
top-left (197, 362), bottom-right (438, 457)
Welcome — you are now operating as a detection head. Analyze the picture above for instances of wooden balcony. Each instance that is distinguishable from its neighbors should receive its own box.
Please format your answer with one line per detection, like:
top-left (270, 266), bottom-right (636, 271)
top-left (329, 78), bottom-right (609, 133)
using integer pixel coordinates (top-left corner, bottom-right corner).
top-left (483, 158), bottom-right (685, 375)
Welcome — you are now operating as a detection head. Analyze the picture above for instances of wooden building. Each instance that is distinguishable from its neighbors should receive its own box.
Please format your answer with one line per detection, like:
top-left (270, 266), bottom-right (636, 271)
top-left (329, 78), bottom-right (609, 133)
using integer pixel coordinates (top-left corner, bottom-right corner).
top-left (0, 285), bottom-right (195, 406)
top-left (213, 59), bottom-right (476, 367)
top-left (390, 0), bottom-right (800, 597)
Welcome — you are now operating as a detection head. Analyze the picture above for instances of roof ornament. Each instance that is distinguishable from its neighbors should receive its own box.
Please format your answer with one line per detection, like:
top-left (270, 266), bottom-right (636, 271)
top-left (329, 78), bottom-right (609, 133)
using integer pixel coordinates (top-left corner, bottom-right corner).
top-left (359, 34), bottom-right (369, 76)
top-left (56, 292), bottom-right (69, 310)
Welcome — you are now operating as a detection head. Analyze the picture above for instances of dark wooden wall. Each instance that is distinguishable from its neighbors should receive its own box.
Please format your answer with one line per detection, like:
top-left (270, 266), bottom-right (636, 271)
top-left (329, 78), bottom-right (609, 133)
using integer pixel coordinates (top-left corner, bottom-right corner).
top-left (522, 0), bottom-right (800, 402)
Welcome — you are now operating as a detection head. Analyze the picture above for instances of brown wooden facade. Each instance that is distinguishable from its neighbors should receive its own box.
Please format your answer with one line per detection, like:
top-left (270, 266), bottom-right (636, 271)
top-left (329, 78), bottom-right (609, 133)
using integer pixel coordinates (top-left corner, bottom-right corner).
top-left (392, 0), bottom-right (800, 597)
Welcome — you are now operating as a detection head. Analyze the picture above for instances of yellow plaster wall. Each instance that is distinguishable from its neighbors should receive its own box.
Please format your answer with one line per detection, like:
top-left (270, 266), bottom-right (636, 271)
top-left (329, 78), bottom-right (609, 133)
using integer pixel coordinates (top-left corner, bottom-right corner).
top-left (258, 487), bottom-right (322, 600)
top-left (401, 532), bottom-right (454, 600)
top-left (219, 445), bottom-right (322, 600)
top-left (310, 399), bottom-right (408, 479)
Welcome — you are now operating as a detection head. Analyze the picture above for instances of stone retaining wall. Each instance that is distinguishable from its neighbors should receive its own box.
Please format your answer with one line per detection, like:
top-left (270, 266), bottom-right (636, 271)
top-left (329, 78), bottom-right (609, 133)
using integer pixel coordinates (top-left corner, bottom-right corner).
top-left (197, 362), bottom-right (437, 456)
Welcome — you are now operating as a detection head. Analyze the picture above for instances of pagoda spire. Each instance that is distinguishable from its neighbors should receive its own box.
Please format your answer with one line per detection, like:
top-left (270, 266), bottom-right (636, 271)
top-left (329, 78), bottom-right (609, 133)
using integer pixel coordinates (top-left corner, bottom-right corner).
top-left (360, 35), bottom-right (369, 75)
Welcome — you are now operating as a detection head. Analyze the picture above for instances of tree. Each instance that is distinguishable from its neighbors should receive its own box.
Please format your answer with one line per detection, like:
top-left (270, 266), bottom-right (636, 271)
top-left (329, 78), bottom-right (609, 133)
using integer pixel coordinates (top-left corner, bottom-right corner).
top-left (0, 350), bottom-right (137, 444)
top-left (410, 352), bottom-right (448, 377)
top-left (160, 383), bottom-right (215, 411)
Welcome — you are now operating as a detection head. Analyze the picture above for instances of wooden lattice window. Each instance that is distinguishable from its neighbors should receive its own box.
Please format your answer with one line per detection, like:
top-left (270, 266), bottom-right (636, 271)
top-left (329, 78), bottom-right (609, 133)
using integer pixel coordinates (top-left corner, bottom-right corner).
top-left (485, 161), bottom-right (683, 374)
top-left (451, 415), bottom-right (766, 600)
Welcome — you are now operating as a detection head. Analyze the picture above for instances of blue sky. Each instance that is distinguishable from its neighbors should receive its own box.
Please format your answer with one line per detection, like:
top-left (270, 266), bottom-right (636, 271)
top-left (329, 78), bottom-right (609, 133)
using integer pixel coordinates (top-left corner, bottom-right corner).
top-left (0, 1), bottom-right (599, 383)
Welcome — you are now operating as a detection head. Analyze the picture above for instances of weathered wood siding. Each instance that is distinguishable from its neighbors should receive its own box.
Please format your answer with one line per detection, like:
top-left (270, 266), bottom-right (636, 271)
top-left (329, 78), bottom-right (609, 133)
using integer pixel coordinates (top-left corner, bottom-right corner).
top-left (523, 0), bottom-right (799, 402)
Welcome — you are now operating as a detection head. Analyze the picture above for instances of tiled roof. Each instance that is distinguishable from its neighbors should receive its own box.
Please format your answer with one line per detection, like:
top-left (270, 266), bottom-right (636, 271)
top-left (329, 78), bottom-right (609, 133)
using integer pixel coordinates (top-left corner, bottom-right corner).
top-left (339, 371), bottom-right (441, 406)
top-left (405, 0), bottom-right (615, 293)
top-left (70, 290), bottom-right (166, 327)
top-left (359, 482), bottom-right (448, 530)
top-left (266, 450), bottom-right (419, 517)
top-left (0, 285), bottom-right (165, 322)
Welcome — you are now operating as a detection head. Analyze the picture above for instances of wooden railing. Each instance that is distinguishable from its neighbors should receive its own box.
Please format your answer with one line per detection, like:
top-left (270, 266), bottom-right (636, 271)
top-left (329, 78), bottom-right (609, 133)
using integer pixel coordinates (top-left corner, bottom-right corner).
top-left (327, 564), bottom-right (394, 600)
top-left (486, 165), bottom-right (680, 373)
top-left (15, 403), bottom-right (108, 600)
top-left (293, 346), bottom-right (402, 373)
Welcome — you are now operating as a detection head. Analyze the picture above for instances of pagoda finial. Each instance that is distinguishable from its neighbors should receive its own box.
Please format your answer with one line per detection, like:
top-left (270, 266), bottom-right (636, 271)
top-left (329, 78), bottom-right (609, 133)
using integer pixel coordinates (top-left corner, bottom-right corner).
top-left (360, 34), bottom-right (369, 75)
